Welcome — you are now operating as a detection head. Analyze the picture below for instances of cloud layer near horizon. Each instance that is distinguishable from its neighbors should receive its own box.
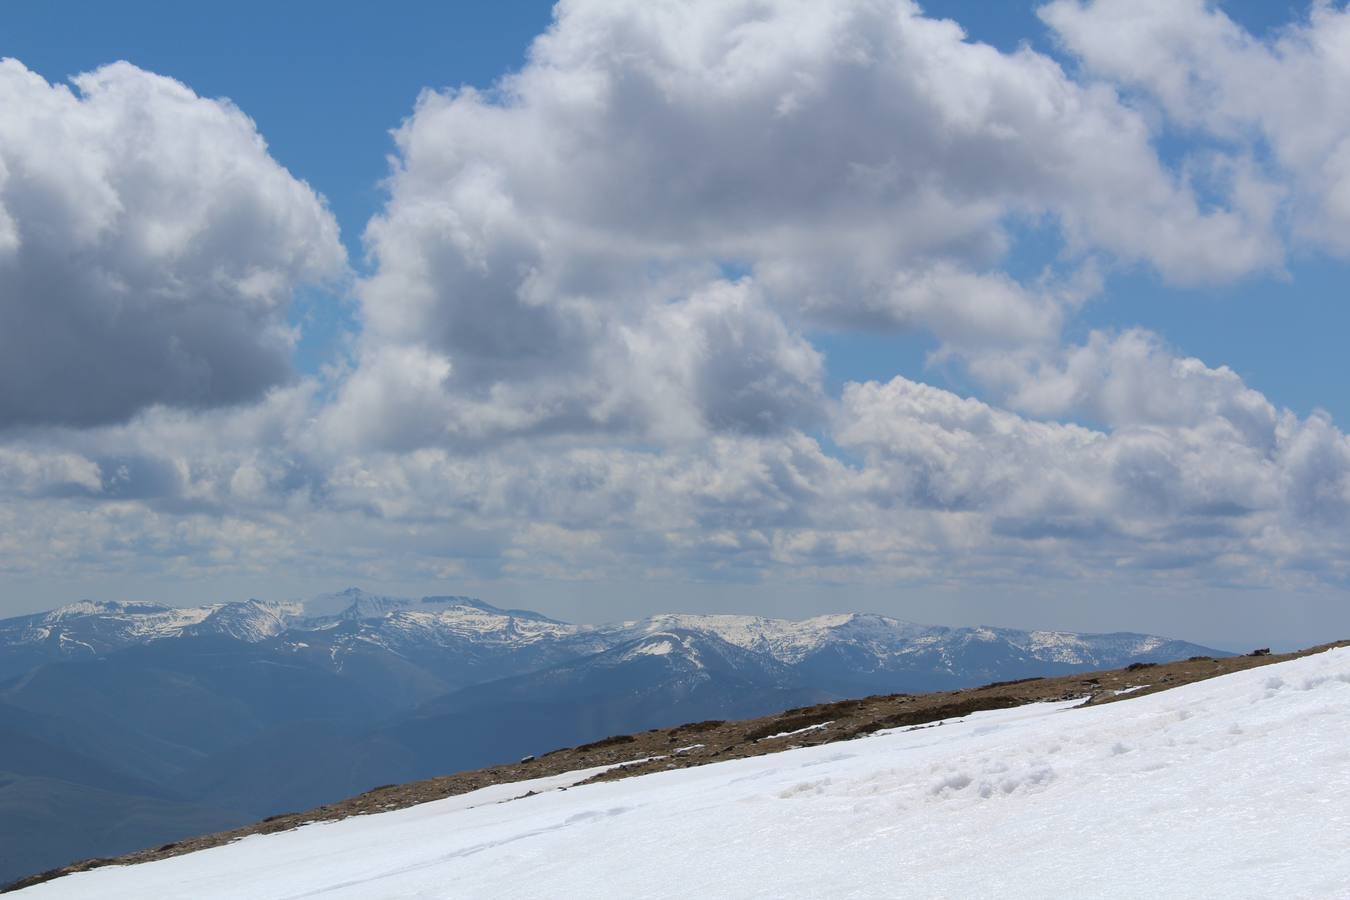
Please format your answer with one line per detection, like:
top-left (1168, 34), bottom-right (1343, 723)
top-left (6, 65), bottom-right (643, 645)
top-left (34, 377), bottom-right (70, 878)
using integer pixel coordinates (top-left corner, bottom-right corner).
top-left (1, 0), bottom-right (1349, 615)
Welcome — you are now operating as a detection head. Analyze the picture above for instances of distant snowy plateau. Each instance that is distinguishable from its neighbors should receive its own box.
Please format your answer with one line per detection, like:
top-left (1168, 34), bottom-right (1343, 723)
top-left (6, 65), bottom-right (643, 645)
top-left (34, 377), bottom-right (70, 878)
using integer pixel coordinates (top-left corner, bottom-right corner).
top-left (19, 646), bottom-right (1350, 898)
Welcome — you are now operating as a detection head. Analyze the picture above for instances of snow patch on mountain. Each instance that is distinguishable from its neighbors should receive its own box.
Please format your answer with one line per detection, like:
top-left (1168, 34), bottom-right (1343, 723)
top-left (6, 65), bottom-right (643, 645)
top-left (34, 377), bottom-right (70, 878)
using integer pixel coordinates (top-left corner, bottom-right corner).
top-left (1020, 629), bottom-right (1167, 664)
top-left (611, 632), bottom-right (710, 671)
top-left (626, 637), bottom-right (676, 657)
top-left (376, 607), bottom-right (582, 646)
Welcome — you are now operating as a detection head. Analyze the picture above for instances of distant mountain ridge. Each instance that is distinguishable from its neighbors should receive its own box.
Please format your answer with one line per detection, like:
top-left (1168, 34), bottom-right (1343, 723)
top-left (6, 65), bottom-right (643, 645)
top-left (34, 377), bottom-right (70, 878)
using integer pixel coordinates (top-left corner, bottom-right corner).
top-left (1, 597), bottom-right (295, 650)
top-left (0, 588), bottom-right (1223, 886)
top-left (0, 588), bottom-right (1216, 680)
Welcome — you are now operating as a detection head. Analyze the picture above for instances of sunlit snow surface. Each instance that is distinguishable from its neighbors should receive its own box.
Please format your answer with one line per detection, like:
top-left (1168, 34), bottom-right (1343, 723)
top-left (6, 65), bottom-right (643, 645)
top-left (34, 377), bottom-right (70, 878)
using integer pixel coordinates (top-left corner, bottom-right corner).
top-left (20, 648), bottom-right (1350, 899)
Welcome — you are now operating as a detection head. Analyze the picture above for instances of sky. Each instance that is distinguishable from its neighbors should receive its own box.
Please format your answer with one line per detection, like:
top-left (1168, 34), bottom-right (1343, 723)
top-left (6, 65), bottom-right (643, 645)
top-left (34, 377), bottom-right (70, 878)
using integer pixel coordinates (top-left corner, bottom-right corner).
top-left (1, 0), bottom-right (1349, 649)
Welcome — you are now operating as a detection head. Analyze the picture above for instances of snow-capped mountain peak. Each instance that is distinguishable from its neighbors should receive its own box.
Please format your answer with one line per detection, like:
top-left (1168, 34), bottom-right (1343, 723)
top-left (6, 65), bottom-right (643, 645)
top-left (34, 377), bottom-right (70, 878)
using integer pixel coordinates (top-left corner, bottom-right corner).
top-left (301, 588), bottom-right (421, 621)
top-left (185, 599), bottom-right (301, 643)
top-left (44, 600), bottom-right (168, 620)
top-left (352, 604), bottom-right (584, 651)
top-left (616, 612), bottom-right (918, 664)
top-left (0, 598), bottom-right (296, 659)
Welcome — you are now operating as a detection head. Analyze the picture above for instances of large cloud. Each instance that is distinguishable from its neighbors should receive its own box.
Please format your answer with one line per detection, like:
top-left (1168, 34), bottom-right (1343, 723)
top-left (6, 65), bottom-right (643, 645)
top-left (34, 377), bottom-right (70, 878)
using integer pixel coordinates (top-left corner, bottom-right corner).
top-left (835, 372), bottom-right (1350, 581)
top-left (0, 60), bottom-right (345, 427)
top-left (324, 278), bottom-right (824, 449)
top-left (966, 328), bottom-right (1280, 441)
top-left (332, 0), bottom-right (1275, 451)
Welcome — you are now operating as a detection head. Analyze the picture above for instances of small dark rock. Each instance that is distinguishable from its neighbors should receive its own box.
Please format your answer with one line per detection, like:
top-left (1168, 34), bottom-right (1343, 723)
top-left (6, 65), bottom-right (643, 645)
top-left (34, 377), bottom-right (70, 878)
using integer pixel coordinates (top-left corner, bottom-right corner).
top-left (574, 733), bottom-right (636, 752)
top-left (979, 676), bottom-right (1045, 690)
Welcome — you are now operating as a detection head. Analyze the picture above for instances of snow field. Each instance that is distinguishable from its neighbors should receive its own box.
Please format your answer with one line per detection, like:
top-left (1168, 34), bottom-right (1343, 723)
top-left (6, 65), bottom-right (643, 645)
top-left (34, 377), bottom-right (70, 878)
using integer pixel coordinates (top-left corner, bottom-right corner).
top-left (19, 648), bottom-right (1350, 899)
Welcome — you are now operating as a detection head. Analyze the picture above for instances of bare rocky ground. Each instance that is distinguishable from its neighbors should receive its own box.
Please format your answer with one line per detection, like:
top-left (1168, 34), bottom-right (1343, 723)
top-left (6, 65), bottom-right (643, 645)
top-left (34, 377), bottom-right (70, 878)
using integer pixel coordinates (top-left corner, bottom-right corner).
top-left (7, 640), bottom-right (1345, 893)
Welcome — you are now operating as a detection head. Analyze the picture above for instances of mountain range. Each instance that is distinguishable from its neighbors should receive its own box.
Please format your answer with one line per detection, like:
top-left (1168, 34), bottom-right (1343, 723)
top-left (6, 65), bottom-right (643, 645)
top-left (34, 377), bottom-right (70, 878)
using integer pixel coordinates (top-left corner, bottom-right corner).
top-left (0, 589), bottom-right (1222, 885)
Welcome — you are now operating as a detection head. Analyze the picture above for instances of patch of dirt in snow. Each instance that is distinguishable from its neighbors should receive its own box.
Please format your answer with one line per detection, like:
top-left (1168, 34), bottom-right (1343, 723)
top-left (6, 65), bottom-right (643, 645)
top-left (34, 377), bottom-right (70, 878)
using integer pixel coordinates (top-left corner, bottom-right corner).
top-left (6, 640), bottom-right (1346, 894)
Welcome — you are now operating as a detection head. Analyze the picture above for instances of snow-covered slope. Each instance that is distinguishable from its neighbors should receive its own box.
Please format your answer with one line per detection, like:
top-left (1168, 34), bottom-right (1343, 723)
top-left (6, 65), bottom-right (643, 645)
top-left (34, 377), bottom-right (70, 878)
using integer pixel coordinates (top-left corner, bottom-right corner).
top-left (22, 647), bottom-right (1350, 899)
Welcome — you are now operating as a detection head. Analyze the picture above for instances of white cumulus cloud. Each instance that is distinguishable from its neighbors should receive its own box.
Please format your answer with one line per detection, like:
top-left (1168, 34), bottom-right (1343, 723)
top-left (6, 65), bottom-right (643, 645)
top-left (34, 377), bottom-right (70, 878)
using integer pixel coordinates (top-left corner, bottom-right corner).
top-left (334, 0), bottom-right (1274, 451)
top-left (1042, 0), bottom-right (1350, 254)
top-left (0, 60), bottom-right (345, 427)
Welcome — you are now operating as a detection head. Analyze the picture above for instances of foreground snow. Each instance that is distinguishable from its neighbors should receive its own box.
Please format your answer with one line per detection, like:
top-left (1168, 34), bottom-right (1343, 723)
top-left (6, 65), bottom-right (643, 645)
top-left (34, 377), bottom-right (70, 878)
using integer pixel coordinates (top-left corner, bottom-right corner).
top-left (21, 648), bottom-right (1350, 898)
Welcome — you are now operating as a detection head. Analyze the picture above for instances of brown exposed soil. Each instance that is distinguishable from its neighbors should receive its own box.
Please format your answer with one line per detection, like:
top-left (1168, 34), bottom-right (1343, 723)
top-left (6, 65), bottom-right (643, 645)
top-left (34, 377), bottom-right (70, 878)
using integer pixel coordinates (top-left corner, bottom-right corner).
top-left (7, 640), bottom-right (1345, 893)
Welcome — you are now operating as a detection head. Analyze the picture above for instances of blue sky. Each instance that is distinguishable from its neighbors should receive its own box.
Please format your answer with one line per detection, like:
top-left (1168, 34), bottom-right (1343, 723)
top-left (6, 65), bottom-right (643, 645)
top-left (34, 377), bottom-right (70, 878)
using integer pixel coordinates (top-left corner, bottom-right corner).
top-left (1, 1), bottom-right (1349, 648)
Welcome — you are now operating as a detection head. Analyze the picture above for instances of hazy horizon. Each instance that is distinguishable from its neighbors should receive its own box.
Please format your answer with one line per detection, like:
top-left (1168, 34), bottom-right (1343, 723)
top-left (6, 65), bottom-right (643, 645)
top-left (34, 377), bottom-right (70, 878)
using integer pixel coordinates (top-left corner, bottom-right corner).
top-left (7, 578), bottom-right (1339, 654)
